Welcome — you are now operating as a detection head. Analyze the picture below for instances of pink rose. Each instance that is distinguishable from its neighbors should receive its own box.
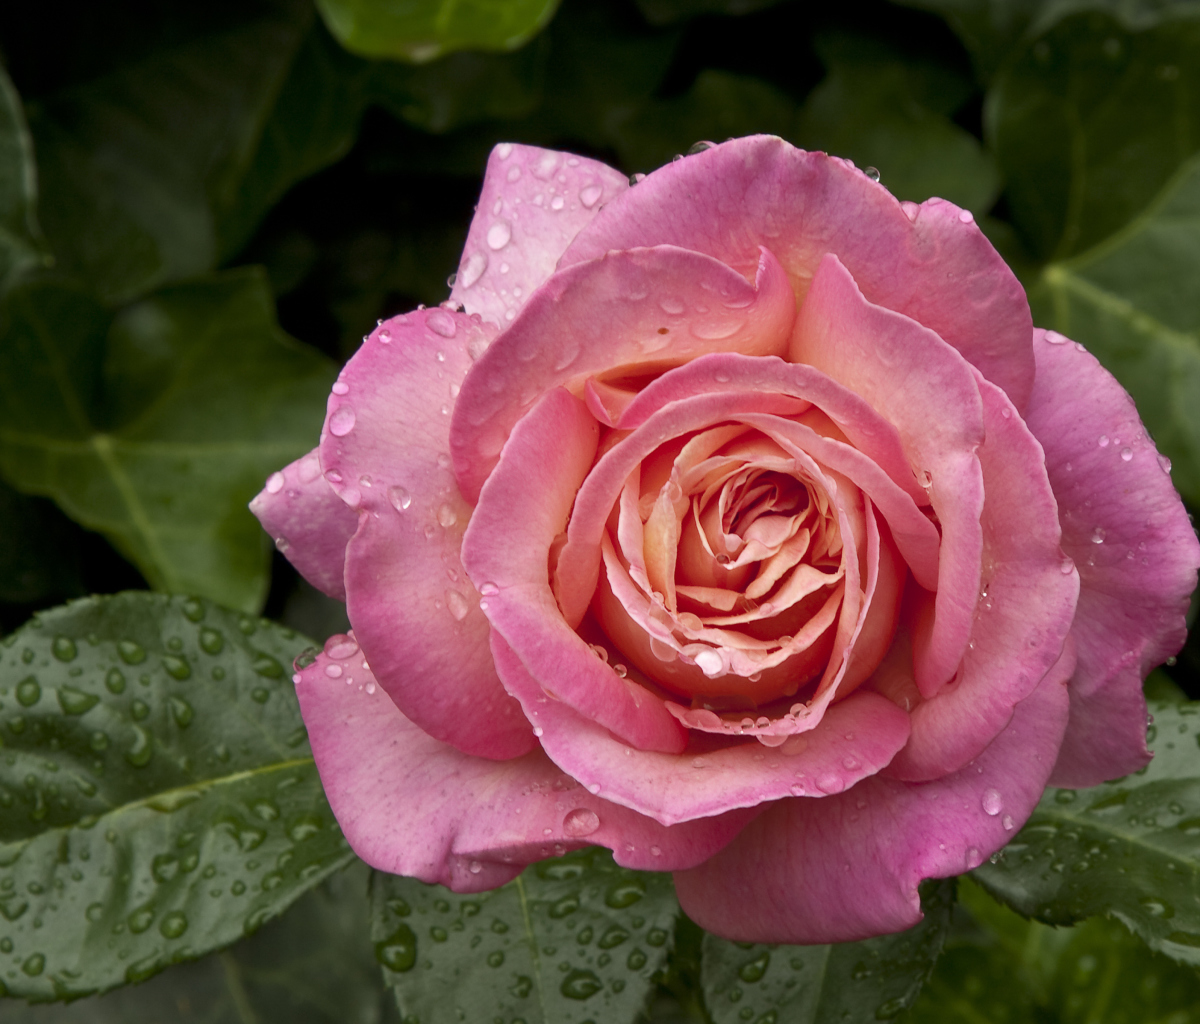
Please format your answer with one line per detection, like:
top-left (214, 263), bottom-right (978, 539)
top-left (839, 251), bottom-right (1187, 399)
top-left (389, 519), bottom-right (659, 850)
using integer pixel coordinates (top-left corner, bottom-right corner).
top-left (252, 136), bottom-right (1198, 943)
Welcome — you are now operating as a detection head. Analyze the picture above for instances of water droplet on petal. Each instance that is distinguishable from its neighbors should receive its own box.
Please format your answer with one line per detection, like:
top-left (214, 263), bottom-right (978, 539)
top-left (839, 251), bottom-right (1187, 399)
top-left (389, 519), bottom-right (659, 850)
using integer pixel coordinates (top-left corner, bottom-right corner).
top-left (387, 486), bottom-right (411, 512)
top-left (446, 591), bottom-right (469, 621)
top-left (496, 143), bottom-right (513, 159)
top-left (580, 184), bottom-right (603, 208)
top-left (562, 807), bottom-right (600, 837)
top-left (693, 649), bottom-right (724, 678)
top-left (331, 381), bottom-right (349, 396)
top-left (427, 309), bottom-right (457, 338)
top-left (437, 504), bottom-right (458, 528)
top-left (325, 663), bottom-right (343, 678)
top-left (265, 472), bottom-right (285, 494)
top-left (815, 774), bottom-right (844, 794)
top-left (487, 222), bottom-right (512, 250)
top-left (659, 296), bottom-right (685, 315)
top-left (1002, 814), bottom-right (1015, 831)
top-left (965, 846), bottom-right (983, 869)
top-left (1060, 556), bottom-right (1075, 574)
top-left (1098, 434), bottom-right (1109, 448)
top-left (959, 208), bottom-right (974, 223)
top-left (1120, 447), bottom-right (1133, 461)
top-left (1159, 453), bottom-right (1173, 473)
top-left (1044, 330), bottom-right (1069, 344)
top-left (982, 788), bottom-right (1003, 816)
top-left (1092, 527), bottom-right (1106, 545)
top-left (325, 635), bottom-right (359, 659)
top-left (329, 407), bottom-right (356, 436)
top-left (864, 166), bottom-right (880, 182)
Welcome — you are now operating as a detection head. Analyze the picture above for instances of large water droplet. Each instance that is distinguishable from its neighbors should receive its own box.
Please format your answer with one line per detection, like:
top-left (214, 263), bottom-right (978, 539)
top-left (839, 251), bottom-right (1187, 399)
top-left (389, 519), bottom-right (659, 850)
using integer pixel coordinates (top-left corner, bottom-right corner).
top-left (427, 309), bottom-right (457, 338)
top-left (159, 911), bottom-right (188, 938)
top-left (562, 807), bottom-right (601, 837)
top-left (446, 591), bottom-right (470, 621)
top-left (580, 184), bottom-right (603, 208)
top-left (16, 676), bottom-right (41, 706)
top-left (659, 296), bottom-right (685, 315)
top-left (738, 950), bottom-right (770, 982)
top-left (325, 635), bottom-right (359, 659)
top-left (163, 655), bottom-right (191, 680)
top-left (329, 407), bottom-right (356, 437)
top-left (57, 686), bottom-right (99, 715)
top-left (487, 222), bottom-right (512, 250)
top-left (376, 923), bottom-right (417, 972)
top-left (169, 696), bottom-right (194, 728)
top-left (561, 968), bottom-right (603, 999)
top-left (199, 628), bottom-right (224, 655)
top-left (693, 648), bottom-right (725, 678)
top-left (982, 788), bottom-right (1003, 816)
top-left (118, 640), bottom-right (146, 665)
top-left (815, 774), bottom-right (844, 794)
top-left (604, 879), bottom-right (645, 908)
top-left (1044, 330), bottom-right (1069, 344)
top-left (864, 166), bottom-right (880, 182)
top-left (52, 636), bottom-right (78, 661)
top-left (126, 726), bottom-right (153, 767)
top-left (437, 504), bottom-right (458, 528)
top-left (21, 953), bottom-right (45, 976)
top-left (1091, 527), bottom-right (1106, 545)
top-left (1120, 447), bottom-right (1133, 461)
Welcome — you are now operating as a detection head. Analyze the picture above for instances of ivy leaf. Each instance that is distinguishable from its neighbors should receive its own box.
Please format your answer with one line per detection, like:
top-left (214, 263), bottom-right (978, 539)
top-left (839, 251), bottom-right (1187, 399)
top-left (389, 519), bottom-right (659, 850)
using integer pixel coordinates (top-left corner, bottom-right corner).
top-left (0, 863), bottom-right (394, 1023)
top-left (0, 65), bottom-right (48, 292)
top-left (0, 268), bottom-right (335, 613)
top-left (796, 32), bottom-right (1001, 214)
top-left (907, 878), bottom-right (1200, 1023)
top-left (0, 593), bottom-right (355, 1000)
top-left (372, 848), bottom-right (678, 1024)
top-left (986, 7), bottom-right (1200, 261)
top-left (313, 0), bottom-right (561, 62)
top-left (1029, 152), bottom-right (1200, 505)
top-left (700, 879), bottom-right (954, 1024)
top-left (971, 700), bottom-right (1200, 967)
top-left (24, 0), bottom-right (370, 305)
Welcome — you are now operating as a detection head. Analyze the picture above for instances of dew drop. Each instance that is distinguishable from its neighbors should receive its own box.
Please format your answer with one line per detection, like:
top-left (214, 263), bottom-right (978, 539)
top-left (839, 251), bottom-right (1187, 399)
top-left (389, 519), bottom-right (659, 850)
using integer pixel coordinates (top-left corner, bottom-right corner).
top-left (1044, 330), bottom-right (1069, 344)
top-left (982, 788), bottom-right (1003, 816)
top-left (815, 774), bottom-right (844, 794)
top-left (388, 486), bottom-right (411, 511)
top-left (506, 165), bottom-right (521, 182)
top-left (965, 846), bottom-right (983, 869)
top-left (329, 407), bottom-right (356, 437)
top-left (659, 296), bottom-right (685, 315)
top-left (324, 635), bottom-right (359, 660)
top-left (1091, 527), bottom-right (1106, 545)
top-left (864, 166), bottom-right (880, 182)
top-left (1002, 814), bottom-right (1015, 831)
top-left (427, 309), bottom-right (458, 338)
top-left (446, 591), bottom-right (470, 621)
top-left (562, 807), bottom-right (600, 837)
top-left (1120, 447), bottom-right (1133, 461)
top-left (265, 471), bottom-right (285, 494)
top-left (1159, 453), bottom-right (1173, 474)
top-left (1098, 434), bottom-right (1109, 448)
top-left (487, 222), bottom-right (512, 250)
top-left (437, 504), bottom-right (459, 528)
top-left (325, 663), bottom-right (343, 678)
top-left (479, 582), bottom-right (500, 596)
top-left (16, 676), bottom-right (41, 706)
top-left (958, 208), bottom-right (974, 223)
top-left (1060, 556), bottom-right (1075, 574)
top-left (330, 381), bottom-right (349, 396)
top-left (580, 184), bottom-right (603, 208)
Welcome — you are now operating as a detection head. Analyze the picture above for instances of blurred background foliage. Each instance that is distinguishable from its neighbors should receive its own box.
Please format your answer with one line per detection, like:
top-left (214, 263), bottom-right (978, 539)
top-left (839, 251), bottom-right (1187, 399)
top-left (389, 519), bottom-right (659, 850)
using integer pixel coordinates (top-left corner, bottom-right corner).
top-left (2, 0), bottom-right (1200, 1020)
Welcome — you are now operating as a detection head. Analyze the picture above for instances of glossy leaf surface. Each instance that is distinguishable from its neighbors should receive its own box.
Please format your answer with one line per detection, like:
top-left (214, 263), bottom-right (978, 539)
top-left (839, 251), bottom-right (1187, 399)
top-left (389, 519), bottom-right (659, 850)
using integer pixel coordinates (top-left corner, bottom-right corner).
top-left (0, 593), bottom-right (353, 1000)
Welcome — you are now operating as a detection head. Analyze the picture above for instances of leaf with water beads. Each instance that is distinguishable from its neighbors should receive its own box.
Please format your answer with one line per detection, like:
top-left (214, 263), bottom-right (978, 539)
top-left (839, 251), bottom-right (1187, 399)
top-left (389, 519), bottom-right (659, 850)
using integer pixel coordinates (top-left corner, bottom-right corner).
top-left (972, 700), bottom-right (1200, 968)
top-left (371, 847), bottom-right (677, 1024)
top-left (0, 593), bottom-right (354, 1000)
top-left (700, 879), bottom-right (954, 1024)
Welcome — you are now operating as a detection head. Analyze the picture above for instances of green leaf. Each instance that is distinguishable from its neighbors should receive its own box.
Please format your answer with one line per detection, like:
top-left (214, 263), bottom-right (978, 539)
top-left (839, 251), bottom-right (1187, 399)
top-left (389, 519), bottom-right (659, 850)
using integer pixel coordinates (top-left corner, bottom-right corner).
top-left (612, 70), bottom-right (797, 174)
top-left (1029, 152), bottom-right (1200, 505)
top-left (986, 7), bottom-right (1200, 260)
top-left (0, 863), bottom-right (395, 1023)
top-left (971, 700), bottom-right (1200, 968)
top-left (0, 268), bottom-right (335, 613)
top-left (373, 848), bottom-right (678, 1024)
top-left (313, 0), bottom-right (561, 62)
top-left (0, 593), bottom-right (354, 1000)
top-left (906, 878), bottom-right (1200, 1023)
top-left (796, 32), bottom-right (1001, 214)
top-left (701, 879), bottom-right (955, 1024)
top-left (26, 0), bottom-right (337, 304)
top-left (893, 0), bottom-right (1045, 82)
top-left (0, 66), bottom-right (48, 291)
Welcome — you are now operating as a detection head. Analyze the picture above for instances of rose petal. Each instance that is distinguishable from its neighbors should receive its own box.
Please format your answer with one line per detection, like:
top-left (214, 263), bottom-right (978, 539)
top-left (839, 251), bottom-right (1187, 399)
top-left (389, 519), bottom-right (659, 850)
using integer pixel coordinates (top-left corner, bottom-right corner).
top-left (461, 386), bottom-right (688, 753)
top-left (249, 448), bottom-right (357, 599)
top-left (451, 245), bottom-right (796, 503)
top-left (674, 642), bottom-right (1074, 943)
top-left (296, 650), bottom-right (748, 884)
top-left (792, 254), bottom-right (986, 697)
top-left (449, 143), bottom-right (628, 328)
top-left (1024, 329), bottom-right (1200, 786)
top-left (561, 136), bottom-right (1034, 410)
top-left (322, 310), bottom-right (535, 760)
top-left (492, 632), bottom-right (911, 826)
top-left (884, 370), bottom-right (1078, 779)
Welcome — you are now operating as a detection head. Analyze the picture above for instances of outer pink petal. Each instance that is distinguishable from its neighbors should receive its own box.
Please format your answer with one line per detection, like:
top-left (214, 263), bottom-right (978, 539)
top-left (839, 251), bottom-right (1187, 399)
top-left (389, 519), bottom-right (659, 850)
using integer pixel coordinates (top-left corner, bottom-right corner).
top-left (450, 245), bottom-right (795, 502)
top-left (249, 448), bottom-right (357, 599)
top-left (460, 386), bottom-right (688, 753)
top-left (792, 254), bottom-right (985, 697)
top-left (296, 651), bottom-right (746, 885)
top-left (674, 643), bottom-right (1074, 944)
top-left (322, 309), bottom-right (534, 761)
top-left (885, 371), bottom-right (1078, 780)
top-left (561, 136), bottom-right (1034, 411)
top-left (492, 633), bottom-right (910, 826)
top-left (1025, 329), bottom-right (1200, 786)
top-left (449, 143), bottom-right (628, 328)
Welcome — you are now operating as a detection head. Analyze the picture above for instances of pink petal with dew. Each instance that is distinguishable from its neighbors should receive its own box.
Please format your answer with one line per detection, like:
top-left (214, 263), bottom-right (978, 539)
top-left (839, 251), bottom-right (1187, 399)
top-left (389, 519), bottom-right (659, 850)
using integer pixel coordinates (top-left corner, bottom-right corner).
top-left (792, 254), bottom-right (985, 698)
top-left (461, 387), bottom-right (687, 753)
top-left (449, 143), bottom-right (628, 328)
top-left (491, 632), bottom-right (910, 826)
top-left (674, 641), bottom-right (1074, 944)
top-left (1025, 329), bottom-right (1200, 786)
top-left (884, 370), bottom-right (1078, 780)
top-left (249, 448), bottom-right (357, 599)
top-left (451, 245), bottom-right (795, 502)
top-left (295, 651), bottom-right (748, 886)
top-left (561, 136), bottom-right (1034, 410)
top-left (322, 310), bottom-right (534, 760)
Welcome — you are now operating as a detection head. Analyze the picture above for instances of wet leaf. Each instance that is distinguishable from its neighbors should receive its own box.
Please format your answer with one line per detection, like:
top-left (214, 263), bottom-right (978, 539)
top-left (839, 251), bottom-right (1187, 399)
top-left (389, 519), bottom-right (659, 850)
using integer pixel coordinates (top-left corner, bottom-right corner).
top-left (0, 593), bottom-right (354, 1000)
top-left (987, 7), bottom-right (1200, 260)
top-left (0, 269), bottom-right (335, 612)
top-left (701, 879), bottom-right (954, 1023)
top-left (906, 878), bottom-right (1200, 1023)
top-left (972, 700), bottom-right (1200, 968)
top-left (314, 0), bottom-right (561, 62)
top-left (0, 863), bottom-right (394, 1023)
top-left (373, 847), bottom-right (677, 1024)
top-left (1029, 152), bottom-right (1200, 505)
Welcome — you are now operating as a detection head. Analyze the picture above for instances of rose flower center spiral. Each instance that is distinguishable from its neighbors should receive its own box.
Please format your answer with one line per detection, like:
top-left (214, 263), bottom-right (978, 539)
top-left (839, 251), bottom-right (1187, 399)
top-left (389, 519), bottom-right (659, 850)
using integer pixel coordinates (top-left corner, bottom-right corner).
top-left (591, 416), bottom-right (894, 711)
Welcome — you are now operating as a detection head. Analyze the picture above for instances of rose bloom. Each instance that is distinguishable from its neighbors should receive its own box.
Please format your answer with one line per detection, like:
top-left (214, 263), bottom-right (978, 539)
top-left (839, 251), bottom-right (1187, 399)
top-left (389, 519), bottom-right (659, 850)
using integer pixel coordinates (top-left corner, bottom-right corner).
top-left (253, 136), bottom-right (1198, 943)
